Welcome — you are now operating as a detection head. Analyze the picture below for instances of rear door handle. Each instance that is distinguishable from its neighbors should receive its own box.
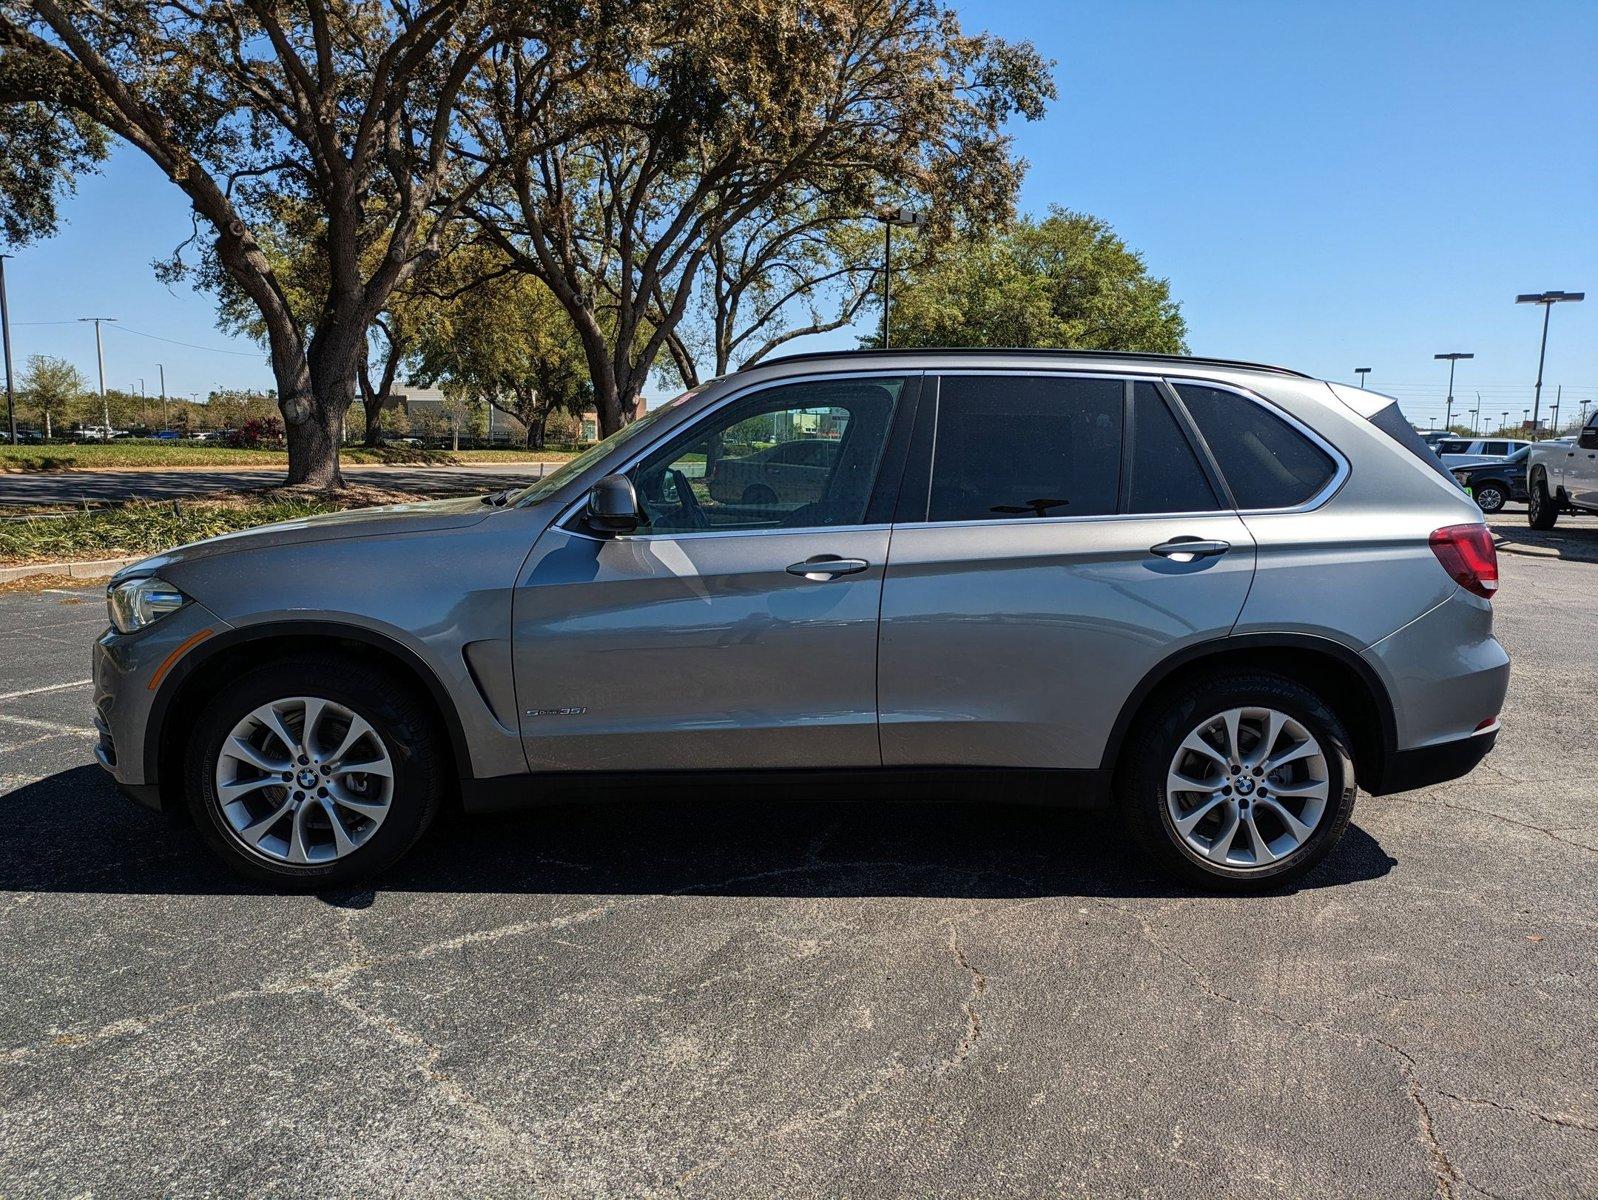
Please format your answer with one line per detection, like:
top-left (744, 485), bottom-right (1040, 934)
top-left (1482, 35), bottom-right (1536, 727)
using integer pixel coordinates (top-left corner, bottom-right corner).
top-left (787, 555), bottom-right (870, 581)
top-left (1149, 537), bottom-right (1231, 563)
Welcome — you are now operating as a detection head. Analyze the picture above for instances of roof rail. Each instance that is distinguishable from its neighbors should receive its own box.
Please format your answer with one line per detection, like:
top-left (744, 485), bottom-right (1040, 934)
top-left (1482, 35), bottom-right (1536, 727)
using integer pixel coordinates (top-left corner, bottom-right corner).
top-left (742, 347), bottom-right (1313, 380)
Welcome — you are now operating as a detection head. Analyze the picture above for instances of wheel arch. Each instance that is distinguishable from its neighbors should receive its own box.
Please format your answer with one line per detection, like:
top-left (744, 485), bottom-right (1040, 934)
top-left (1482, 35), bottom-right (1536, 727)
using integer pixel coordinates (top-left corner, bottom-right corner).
top-left (1100, 634), bottom-right (1397, 794)
top-left (147, 620), bottom-right (470, 813)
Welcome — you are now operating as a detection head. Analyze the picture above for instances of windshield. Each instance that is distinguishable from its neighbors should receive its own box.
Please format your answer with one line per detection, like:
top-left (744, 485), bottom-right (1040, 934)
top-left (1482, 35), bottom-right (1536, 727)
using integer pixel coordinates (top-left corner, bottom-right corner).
top-left (511, 389), bottom-right (702, 507)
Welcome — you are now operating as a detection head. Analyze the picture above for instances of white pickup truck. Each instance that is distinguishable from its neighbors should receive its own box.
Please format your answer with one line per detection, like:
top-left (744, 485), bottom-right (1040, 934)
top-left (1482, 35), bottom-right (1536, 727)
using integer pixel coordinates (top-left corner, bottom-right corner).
top-left (1527, 412), bottom-right (1598, 528)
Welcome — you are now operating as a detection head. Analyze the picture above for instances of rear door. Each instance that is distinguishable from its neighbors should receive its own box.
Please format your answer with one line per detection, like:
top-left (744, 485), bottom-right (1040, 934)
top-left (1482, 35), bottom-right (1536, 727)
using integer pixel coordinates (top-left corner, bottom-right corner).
top-left (878, 373), bottom-right (1256, 770)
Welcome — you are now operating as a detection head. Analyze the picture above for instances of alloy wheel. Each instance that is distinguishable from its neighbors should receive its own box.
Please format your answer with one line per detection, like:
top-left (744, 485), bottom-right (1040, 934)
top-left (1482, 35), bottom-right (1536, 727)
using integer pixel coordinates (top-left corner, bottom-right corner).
top-left (1164, 706), bottom-right (1330, 870)
top-left (213, 695), bottom-right (394, 866)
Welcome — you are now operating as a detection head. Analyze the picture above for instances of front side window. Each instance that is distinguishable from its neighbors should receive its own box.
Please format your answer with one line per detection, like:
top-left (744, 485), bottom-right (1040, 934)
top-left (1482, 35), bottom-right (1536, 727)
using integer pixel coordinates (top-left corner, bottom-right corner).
top-left (630, 378), bottom-right (905, 534)
top-left (927, 375), bottom-right (1122, 522)
top-left (1175, 383), bottom-right (1338, 509)
top-left (1438, 440), bottom-right (1470, 455)
top-left (1483, 441), bottom-right (1510, 457)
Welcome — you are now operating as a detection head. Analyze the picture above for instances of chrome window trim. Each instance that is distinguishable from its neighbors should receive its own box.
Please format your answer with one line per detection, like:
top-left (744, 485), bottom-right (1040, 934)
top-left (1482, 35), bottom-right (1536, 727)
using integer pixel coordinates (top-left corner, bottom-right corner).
top-left (554, 368), bottom-right (919, 542)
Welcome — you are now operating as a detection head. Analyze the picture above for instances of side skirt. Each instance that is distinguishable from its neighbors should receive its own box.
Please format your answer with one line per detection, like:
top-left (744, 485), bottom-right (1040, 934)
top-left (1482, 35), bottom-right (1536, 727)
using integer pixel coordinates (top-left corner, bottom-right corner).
top-left (459, 766), bottom-right (1113, 814)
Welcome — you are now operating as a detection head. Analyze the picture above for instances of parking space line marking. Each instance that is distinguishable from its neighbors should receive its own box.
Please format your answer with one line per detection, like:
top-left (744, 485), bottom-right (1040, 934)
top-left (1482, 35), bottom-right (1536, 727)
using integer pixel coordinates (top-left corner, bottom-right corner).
top-left (0, 680), bottom-right (92, 702)
top-left (0, 713), bottom-right (93, 735)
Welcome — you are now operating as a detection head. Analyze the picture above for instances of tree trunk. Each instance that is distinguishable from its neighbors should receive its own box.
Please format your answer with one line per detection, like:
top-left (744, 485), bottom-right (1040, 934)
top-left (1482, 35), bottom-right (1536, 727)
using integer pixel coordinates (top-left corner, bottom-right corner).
top-left (280, 335), bottom-right (359, 488)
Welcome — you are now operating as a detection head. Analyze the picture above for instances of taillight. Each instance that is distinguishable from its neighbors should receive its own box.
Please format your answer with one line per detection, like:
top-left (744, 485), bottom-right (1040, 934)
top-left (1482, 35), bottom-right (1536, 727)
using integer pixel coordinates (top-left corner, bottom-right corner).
top-left (1429, 524), bottom-right (1499, 598)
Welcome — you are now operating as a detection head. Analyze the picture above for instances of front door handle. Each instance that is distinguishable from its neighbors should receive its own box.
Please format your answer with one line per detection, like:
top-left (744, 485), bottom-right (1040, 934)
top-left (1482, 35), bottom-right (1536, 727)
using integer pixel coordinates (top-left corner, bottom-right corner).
top-left (787, 555), bottom-right (870, 581)
top-left (1149, 537), bottom-right (1231, 563)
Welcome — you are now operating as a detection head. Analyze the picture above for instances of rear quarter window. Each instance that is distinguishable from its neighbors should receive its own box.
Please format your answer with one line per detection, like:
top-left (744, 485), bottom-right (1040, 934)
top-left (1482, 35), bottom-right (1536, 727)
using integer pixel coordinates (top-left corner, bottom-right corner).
top-left (1174, 383), bottom-right (1338, 510)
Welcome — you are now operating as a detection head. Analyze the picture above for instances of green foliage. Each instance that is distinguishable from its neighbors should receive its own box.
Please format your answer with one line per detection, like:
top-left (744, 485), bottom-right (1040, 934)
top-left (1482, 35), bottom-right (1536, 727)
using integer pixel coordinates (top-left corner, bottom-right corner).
top-left (873, 208), bottom-right (1187, 354)
top-left (18, 354), bottom-right (85, 434)
top-left (410, 252), bottom-right (592, 448)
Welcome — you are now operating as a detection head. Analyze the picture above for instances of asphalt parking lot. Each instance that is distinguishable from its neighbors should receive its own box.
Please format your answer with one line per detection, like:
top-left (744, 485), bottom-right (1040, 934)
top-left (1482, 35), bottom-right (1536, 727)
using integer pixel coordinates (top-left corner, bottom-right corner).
top-left (2, 522), bottom-right (1595, 1198)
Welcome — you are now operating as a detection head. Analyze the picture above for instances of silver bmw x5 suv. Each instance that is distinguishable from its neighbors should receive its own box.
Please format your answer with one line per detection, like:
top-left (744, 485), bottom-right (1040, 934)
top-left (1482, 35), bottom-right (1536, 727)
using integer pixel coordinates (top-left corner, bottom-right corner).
top-left (93, 350), bottom-right (1509, 890)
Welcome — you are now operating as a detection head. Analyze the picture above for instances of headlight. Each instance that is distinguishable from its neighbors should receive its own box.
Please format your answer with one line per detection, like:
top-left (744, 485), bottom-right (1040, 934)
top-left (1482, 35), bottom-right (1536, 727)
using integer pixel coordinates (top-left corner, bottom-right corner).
top-left (107, 576), bottom-right (187, 633)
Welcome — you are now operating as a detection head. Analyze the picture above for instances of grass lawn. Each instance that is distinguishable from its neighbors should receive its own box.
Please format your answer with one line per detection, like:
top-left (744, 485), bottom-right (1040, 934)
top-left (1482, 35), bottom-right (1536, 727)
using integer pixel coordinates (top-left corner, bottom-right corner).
top-left (0, 491), bottom-right (407, 566)
top-left (0, 442), bottom-right (581, 472)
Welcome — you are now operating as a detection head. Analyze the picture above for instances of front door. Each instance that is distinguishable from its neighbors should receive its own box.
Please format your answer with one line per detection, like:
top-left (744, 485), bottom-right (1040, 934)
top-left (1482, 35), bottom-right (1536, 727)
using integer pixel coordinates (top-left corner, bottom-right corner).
top-left (879, 373), bottom-right (1257, 771)
top-left (512, 375), bottom-right (915, 772)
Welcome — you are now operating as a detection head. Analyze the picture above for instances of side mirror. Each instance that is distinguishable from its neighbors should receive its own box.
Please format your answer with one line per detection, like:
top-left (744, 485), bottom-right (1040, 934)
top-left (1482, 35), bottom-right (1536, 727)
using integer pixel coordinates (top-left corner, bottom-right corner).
top-left (586, 474), bottom-right (641, 534)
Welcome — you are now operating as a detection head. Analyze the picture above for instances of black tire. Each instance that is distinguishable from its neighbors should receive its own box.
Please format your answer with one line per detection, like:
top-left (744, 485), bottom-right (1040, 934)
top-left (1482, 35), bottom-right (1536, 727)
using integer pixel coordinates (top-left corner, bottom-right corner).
top-left (1473, 482), bottom-right (1506, 514)
top-left (742, 484), bottom-right (777, 506)
top-left (184, 657), bottom-right (446, 889)
top-left (1528, 476), bottom-right (1559, 530)
top-left (1119, 672), bottom-right (1357, 891)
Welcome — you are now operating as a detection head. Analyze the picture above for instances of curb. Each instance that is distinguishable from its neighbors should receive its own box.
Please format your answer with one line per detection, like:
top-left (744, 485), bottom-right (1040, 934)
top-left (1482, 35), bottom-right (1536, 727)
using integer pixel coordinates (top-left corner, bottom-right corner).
top-left (0, 556), bottom-right (140, 584)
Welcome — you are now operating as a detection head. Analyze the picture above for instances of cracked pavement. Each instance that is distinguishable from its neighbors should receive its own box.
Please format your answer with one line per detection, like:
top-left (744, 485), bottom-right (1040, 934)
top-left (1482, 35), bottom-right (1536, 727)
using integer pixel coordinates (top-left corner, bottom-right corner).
top-left (1, 530), bottom-right (1596, 1198)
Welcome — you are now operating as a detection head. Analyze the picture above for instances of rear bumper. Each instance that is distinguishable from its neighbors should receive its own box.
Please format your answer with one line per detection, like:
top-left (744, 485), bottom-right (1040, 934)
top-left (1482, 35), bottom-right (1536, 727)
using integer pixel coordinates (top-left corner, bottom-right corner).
top-left (1366, 727), bottom-right (1498, 796)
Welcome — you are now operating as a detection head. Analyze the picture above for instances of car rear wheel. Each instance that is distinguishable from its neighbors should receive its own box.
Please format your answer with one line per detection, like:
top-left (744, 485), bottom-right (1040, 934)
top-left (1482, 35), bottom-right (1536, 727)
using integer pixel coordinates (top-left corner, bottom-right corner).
top-left (1473, 483), bottom-right (1506, 513)
top-left (1528, 477), bottom-right (1559, 530)
top-left (742, 484), bottom-right (778, 506)
top-left (1120, 673), bottom-right (1357, 890)
top-left (184, 658), bottom-right (445, 888)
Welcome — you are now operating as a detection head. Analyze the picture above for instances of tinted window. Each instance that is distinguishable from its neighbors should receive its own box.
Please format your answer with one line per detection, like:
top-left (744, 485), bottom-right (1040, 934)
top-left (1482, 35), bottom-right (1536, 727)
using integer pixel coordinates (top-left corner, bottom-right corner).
top-left (928, 375), bottom-right (1121, 522)
top-left (1176, 384), bottom-right (1338, 509)
top-left (630, 378), bottom-right (903, 534)
top-left (1483, 441), bottom-right (1510, 457)
top-left (1437, 440), bottom-right (1470, 454)
top-left (1127, 382), bottom-right (1219, 514)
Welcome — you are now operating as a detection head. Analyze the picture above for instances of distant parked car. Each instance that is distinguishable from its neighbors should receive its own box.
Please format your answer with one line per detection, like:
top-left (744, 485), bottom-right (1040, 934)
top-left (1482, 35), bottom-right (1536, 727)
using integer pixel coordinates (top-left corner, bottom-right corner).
top-left (708, 437), bottom-right (840, 507)
top-left (1435, 437), bottom-right (1531, 469)
top-left (78, 426), bottom-right (128, 441)
top-left (154, 430), bottom-right (184, 440)
top-left (1452, 446), bottom-right (1530, 513)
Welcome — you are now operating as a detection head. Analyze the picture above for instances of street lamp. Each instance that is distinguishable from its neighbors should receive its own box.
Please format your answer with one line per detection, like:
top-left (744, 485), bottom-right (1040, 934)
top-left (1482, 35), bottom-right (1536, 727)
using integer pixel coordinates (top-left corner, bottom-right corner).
top-left (1355, 367), bottom-right (1371, 389)
top-left (1434, 352), bottom-right (1473, 432)
top-left (1469, 408), bottom-right (1479, 435)
top-left (1516, 290), bottom-right (1584, 433)
top-left (875, 205), bottom-right (928, 349)
top-left (1500, 411), bottom-right (1509, 433)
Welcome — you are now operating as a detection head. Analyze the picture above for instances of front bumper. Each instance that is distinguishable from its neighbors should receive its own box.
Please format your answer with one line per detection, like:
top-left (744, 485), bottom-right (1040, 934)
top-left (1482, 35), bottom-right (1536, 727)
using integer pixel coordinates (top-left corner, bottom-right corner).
top-left (92, 600), bottom-right (231, 799)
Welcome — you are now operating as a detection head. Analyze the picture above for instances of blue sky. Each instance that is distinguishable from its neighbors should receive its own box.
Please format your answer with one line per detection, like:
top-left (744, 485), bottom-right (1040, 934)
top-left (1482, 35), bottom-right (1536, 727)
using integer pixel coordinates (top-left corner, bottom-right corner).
top-left (3, 0), bottom-right (1594, 429)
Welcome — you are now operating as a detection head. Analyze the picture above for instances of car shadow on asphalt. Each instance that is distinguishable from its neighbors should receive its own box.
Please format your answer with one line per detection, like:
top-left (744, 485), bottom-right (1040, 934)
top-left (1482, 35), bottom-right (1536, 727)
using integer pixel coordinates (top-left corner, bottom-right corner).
top-left (1489, 513), bottom-right (1598, 565)
top-left (4, 765), bottom-right (1396, 900)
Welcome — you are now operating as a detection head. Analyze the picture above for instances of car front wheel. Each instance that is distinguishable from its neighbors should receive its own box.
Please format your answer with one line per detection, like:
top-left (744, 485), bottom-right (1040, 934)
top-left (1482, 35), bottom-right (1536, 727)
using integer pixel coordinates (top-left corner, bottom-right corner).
top-left (184, 658), bottom-right (445, 888)
top-left (1121, 673), bottom-right (1357, 890)
top-left (1528, 478), bottom-right (1559, 530)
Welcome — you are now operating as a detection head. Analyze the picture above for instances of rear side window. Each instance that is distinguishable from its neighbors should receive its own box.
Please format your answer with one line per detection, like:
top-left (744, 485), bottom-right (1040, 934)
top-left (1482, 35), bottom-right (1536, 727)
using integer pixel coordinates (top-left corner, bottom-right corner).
top-left (1127, 382), bottom-right (1219, 513)
top-left (1438, 440), bottom-right (1470, 454)
top-left (1175, 383), bottom-right (1337, 510)
top-left (928, 375), bottom-right (1122, 521)
top-left (1482, 441), bottom-right (1510, 457)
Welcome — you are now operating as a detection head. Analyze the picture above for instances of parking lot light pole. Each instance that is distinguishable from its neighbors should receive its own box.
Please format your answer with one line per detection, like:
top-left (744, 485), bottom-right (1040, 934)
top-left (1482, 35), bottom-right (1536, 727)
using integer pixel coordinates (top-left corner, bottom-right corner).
top-left (875, 205), bottom-right (928, 349)
top-left (1434, 352), bottom-right (1472, 432)
top-left (0, 254), bottom-right (15, 446)
top-left (158, 363), bottom-right (168, 429)
top-left (1355, 367), bottom-right (1371, 389)
top-left (1516, 291), bottom-right (1584, 434)
top-left (78, 316), bottom-right (116, 435)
